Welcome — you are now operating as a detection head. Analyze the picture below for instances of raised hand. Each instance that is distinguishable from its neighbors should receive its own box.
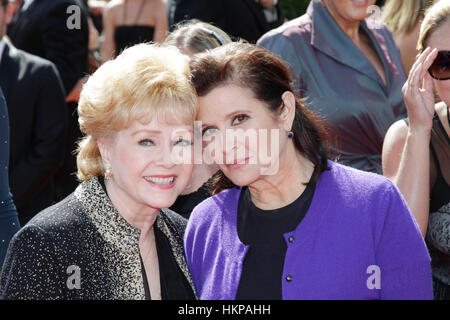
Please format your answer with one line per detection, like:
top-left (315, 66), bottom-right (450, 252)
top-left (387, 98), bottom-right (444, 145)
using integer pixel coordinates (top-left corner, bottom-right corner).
top-left (401, 47), bottom-right (438, 133)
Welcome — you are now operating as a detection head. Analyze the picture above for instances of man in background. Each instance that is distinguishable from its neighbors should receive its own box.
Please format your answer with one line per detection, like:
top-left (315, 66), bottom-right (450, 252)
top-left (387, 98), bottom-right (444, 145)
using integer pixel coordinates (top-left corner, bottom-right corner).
top-left (0, 0), bottom-right (67, 225)
top-left (7, 0), bottom-right (89, 200)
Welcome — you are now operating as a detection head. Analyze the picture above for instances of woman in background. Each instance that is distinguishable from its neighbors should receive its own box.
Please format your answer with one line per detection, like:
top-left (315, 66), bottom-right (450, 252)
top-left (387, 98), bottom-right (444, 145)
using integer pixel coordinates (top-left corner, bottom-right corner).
top-left (382, 0), bottom-right (435, 76)
top-left (0, 88), bottom-right (20, 270)
top-left (164, 20), bottom-right (232, 218)
top-left (101, 0), bottom-right (167, 62)
top-left (382, 0), bottom-right (450, 300)
top-left (164, 20), bottom-right (232, 56)
top-left (258, 0), bottom-right (407, 174)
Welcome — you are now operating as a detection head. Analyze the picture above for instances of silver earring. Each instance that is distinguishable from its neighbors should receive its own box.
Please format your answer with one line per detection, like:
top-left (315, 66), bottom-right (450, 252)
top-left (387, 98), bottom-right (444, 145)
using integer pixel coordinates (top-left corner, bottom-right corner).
top-left (287, 131), bottom-right (294, 139)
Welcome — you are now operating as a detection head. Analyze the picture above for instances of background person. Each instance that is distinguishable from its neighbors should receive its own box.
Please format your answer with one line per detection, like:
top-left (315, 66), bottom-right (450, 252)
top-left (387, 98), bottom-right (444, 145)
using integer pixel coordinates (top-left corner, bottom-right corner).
top-left (166, 0), bottom-right (283, 43)
top-left (7, 0), bottom-right (90, 201)
top-left (382, 0), bottom-right (450, 300)
top-left (0, 0), bottom-right (67, 225)
top-left (163, 20), bottom-right (233, 218)
top-left (0, 88), bottom-right (19, 270)
top-left (382, 0), bottom-right (436, 76)
top-left (101, 0), bottom-right (168, 63)
top-left (258, 0), bottom-right (407, 174)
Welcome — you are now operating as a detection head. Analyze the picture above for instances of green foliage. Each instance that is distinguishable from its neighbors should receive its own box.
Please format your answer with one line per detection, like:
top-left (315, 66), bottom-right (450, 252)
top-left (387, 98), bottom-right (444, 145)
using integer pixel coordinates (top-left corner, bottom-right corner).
top-left (279, 0), bottom-right (310, 21)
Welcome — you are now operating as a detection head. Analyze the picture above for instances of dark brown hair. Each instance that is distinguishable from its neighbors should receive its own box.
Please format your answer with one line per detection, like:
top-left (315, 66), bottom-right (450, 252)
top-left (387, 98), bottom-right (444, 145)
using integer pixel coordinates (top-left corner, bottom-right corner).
top-left (190, 42), bottom-right (331, 194)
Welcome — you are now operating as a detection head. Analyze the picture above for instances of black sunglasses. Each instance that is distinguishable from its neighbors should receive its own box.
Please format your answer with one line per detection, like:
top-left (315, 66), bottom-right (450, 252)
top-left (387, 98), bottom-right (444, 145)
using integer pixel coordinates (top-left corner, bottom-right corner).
top-left (429, 50), bottom-right (450, 80)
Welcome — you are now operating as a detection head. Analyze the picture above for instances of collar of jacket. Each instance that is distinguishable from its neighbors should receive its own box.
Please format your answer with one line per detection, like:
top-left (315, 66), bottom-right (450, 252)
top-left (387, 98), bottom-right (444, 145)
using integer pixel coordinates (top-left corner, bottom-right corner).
top-left (307, 0), bottom-right (389, 88)
top-left (74, 176), bottom-right (197, 298)
top-left (74, 177), bottom-right (141, 252)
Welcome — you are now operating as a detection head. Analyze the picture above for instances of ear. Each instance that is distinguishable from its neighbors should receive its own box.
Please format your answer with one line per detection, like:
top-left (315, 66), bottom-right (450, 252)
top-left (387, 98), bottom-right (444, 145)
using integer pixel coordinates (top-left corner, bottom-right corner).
top-left (96, 136), bottom-right (112, 168)
top-left (279, 91), bottom-right (296, 132)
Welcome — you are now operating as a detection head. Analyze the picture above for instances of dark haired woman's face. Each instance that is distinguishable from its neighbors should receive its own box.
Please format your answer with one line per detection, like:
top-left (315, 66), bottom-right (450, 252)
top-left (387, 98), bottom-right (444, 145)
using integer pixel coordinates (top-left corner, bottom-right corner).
top-left (197, 84), bottom-right (289, 186)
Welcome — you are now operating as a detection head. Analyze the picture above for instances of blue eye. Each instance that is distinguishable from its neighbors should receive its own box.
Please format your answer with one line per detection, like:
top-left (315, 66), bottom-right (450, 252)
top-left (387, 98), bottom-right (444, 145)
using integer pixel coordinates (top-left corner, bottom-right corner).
top-left (202, 127), bottom-right (219, 137)
top-left (138, 139), bottom-right (155, 146)
top-left (174, 137), bottom-right (192, 147)
top-left (231, 114), bottom-right (249, 126)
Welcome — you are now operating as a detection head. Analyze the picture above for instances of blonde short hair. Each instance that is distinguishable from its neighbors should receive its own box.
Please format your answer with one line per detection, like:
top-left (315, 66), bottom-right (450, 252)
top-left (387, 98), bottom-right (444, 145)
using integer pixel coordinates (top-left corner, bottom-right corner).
top-left (417, 0), bottom-right (450, 52)
top-left (76, 43), bottom-right (197, 181)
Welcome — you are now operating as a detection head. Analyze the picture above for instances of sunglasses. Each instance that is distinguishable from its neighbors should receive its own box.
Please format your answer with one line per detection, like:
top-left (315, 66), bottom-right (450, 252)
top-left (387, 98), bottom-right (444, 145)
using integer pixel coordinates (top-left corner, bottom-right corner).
top-left (428, 50), bottom-right (450, 80)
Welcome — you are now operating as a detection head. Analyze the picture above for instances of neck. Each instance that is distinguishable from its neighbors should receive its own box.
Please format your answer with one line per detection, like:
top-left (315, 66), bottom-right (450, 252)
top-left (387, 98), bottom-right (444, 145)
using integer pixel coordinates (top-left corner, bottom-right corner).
top-left (322, 1), bottom-right (362, 42)
top-left (247, 144), bottom-right (315, 210)
top-left (105, 179), bottom-right (158, 236)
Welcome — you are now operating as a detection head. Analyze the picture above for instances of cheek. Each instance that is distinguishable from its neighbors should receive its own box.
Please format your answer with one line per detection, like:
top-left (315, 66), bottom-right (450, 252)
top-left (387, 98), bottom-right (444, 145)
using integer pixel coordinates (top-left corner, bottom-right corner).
top-left (113, 146), bottom-right (152, 176)
top-left (179, 163), bottom-right (194, 179)
top-left (434, 80), bottom-right (450, 104)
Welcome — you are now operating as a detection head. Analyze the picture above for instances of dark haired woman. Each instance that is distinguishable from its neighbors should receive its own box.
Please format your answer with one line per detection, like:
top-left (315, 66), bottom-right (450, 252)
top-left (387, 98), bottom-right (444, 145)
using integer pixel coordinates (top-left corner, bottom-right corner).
top-left (184, 42), bottom-right (433, 300)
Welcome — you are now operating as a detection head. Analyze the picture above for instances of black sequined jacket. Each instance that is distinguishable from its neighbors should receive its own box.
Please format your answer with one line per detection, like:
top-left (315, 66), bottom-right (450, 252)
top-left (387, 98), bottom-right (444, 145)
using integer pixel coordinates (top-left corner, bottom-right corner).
top-left (0, 177), bottom-right (197, 300)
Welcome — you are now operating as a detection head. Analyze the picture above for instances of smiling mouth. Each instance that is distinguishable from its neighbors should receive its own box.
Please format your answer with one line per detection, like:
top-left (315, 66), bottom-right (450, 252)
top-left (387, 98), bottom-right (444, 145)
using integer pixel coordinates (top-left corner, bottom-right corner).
top-left (144, 176), bottom-right (176, 185)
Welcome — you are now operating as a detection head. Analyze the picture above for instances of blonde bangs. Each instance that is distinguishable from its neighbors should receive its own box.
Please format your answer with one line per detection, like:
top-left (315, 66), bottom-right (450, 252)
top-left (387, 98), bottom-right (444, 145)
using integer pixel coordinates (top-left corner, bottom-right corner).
top-left (76, 43), bottom-right (197, 181)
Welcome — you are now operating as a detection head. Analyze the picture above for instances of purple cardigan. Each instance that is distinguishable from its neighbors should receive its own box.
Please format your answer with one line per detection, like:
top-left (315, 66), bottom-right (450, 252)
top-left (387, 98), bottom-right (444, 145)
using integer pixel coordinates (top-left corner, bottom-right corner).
top-left (184, 161), bottom-right (433, 300)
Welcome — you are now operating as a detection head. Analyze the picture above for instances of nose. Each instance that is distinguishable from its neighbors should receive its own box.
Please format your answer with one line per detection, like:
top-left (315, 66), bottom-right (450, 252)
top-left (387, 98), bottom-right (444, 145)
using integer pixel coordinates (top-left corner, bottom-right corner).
top-left (154, 144), bottom-right (176, 169)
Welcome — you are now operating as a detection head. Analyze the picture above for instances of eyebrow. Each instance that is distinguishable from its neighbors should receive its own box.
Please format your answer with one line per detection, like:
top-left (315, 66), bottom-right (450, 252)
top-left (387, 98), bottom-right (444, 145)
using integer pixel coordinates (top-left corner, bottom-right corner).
top-left (201, 109), bottom-right (251, 128)
top-left (131, 130), bottom-right (161, 136)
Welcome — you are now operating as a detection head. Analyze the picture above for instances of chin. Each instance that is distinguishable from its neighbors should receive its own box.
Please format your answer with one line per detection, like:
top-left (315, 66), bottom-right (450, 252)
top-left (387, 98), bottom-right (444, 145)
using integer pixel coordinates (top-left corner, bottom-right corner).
top-left (224, 171), bottom-right (259, 188)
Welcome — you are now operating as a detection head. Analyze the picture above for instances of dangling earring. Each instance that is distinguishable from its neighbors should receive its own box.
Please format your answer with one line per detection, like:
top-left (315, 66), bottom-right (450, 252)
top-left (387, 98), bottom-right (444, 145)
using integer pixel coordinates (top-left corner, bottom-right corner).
top-left (287, 131), bottom-right (294, 139)
top-left (104, 165), bottom-right (113, 180)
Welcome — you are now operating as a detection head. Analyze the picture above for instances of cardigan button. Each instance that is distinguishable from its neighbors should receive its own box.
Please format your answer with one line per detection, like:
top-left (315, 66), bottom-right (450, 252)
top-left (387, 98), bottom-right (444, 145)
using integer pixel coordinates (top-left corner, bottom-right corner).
top-left (286, 275), bottom-right (293, 282)
top-left (288, 236), bottom-right (295, 243)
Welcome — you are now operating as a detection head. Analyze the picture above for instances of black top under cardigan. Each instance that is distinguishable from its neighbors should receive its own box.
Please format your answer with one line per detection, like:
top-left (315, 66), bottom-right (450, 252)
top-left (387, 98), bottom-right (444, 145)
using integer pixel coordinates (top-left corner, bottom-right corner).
top-left (0, 177), bottom-right (197, 300)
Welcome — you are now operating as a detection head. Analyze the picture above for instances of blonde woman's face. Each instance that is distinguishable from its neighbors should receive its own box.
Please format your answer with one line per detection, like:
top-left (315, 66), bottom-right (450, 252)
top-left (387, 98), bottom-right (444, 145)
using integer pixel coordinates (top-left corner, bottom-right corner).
top-left (101, 116), bottom-right (194, 211)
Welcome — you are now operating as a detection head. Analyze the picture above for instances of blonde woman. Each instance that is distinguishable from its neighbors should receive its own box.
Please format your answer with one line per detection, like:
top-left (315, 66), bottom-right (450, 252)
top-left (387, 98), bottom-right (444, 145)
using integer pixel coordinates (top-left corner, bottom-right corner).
top-left (382, 0), bottom-right (450, 299)
top-left (382, 0), bottom-right (435, 75)
top-left (0, 44), bottom-right (197, 300)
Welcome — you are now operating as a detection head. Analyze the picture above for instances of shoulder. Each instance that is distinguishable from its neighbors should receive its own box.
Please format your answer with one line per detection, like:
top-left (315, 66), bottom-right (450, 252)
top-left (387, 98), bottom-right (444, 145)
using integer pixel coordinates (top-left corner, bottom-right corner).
top-left (326, 161), bottom-right (400, 202)
top-left (104, 0), bottom-right (123, 16)
top-left (258, 14), bottom-right (311, 45)
top-left (152, 0), bottom-right (166, 11)
top-left (381, 119), bottom-right (409, 177)
top-left (189, 188), bottom-right (240, 223)
top-left (383, 119), bottom-right (409, 149)
top-left (23, 193), bottom-right (87, 242)
top-left (186, 187), bottom-right (241, 239)
top-left (15, 48), bottom-right (59, 76)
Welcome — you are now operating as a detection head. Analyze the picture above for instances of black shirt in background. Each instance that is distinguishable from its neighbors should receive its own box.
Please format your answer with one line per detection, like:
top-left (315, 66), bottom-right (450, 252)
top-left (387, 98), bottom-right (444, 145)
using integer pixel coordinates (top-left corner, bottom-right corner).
top-left (235, 179), bottom-right (316, 300)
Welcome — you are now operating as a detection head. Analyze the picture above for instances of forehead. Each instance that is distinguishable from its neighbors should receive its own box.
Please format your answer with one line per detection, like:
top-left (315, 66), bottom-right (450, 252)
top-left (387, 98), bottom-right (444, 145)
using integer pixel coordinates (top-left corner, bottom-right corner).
top-left (197, 85), bottom-right (256, 116)
top-left (427, 21), bottom-right (450, 50)
top-left (121, 118), bottom-right (193, 135)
